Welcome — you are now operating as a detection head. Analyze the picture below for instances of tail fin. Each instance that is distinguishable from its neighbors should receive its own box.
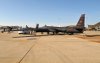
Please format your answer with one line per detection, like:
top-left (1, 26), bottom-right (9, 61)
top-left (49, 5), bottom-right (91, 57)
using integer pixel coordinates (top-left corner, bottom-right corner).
top-left (26, 25), bottom-right (29, 28)
top-left (76, 14), bottom-right (85, 28)
top-left (36, 24), bottom-right (39, 29)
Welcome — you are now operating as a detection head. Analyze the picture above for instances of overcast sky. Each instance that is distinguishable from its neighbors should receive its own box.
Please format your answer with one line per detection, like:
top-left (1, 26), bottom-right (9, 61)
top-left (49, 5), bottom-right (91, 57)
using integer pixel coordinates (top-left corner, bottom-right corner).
top-left (0, 0), bottom-right (100, 27)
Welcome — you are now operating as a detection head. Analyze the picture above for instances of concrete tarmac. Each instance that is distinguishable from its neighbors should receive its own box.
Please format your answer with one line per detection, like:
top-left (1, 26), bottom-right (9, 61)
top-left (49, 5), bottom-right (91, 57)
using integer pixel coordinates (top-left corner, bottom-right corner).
top-left (0, 33), bottom-right (100, 63)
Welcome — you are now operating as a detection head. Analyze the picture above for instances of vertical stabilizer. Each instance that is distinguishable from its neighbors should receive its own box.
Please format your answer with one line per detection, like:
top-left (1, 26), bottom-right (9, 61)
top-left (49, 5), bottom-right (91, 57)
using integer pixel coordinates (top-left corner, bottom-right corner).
top-left (36, 24), bottom-right (39, 29)
top-left (76, 14), bottom-right (85, 28)
top-left (26, 25), bottom-right (28, 28)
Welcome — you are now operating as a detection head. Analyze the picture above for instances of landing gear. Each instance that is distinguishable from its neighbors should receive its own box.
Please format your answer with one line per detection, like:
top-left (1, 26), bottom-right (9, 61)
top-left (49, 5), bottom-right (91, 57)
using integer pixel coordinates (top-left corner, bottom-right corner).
top-left (67, 33), bottom-right (74, 35)
top-left (41, 32), bottom-right (43, 34)
top-left (53, 32), bottom-right (55, 35)
top-left (47, 32), bottom-right (49, 35)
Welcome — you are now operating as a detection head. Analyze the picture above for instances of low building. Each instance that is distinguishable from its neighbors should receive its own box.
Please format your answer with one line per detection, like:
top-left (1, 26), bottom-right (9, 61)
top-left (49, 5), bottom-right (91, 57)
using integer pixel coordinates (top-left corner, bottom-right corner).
top-left (88, 25), bottom-right (95, 31)
top-left (88, 22), bottom-right (100, 31)
top-left (95, 22), bottom-right (100, 31)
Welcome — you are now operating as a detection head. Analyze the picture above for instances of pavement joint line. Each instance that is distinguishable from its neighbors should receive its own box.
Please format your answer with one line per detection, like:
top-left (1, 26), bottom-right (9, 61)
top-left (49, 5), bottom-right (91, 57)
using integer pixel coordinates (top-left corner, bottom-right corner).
top-left (18, 37), bottom-right (41, 63)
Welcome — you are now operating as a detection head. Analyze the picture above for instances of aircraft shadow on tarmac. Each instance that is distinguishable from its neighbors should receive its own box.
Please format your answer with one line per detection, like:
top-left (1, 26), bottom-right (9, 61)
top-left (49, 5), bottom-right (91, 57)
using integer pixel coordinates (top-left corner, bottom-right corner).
top-left (13, 36), bottom-right (35, 38)
top-left (85, 35), bottom-right (100, 37)
top-left (12, 34), bottom-right (67, 38)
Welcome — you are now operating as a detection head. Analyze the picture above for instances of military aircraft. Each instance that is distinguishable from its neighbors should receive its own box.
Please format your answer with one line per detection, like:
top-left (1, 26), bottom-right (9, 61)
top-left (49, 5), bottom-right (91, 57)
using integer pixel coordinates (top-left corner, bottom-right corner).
top-left (18, 25), bottom-right (34, 34)
top-left (34, 14), bottom-right (85, 35)
top-left (0, 26), bottom-right (20, 33)
top-left (34, 24), bottom-right (56, 35)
